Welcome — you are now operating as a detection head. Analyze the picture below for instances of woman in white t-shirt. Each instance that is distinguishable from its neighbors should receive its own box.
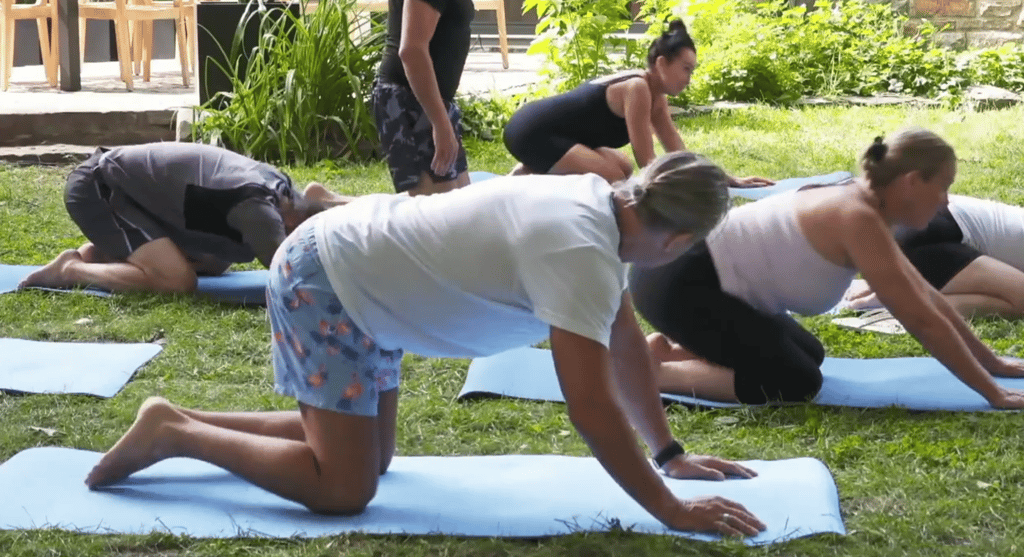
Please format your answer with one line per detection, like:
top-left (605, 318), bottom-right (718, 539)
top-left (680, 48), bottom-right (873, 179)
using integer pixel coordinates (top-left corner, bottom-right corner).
top-left (83, 152), bottom-right (767, 538)
top-left (630, 128), bottom-right (1024, 408)
top-left (843, 195), bottom-right (1024, 317)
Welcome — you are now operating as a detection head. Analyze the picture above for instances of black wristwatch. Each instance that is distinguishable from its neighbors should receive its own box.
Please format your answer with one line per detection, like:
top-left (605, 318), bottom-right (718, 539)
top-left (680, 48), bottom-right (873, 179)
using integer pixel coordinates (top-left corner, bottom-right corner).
top-left (652, 439), bottom-right (686, 469)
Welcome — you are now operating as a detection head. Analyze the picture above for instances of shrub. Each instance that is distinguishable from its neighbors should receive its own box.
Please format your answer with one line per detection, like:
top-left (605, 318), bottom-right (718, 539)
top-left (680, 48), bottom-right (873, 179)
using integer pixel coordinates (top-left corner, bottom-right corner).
top-left (522, 0), bottom-right (646, 93)
top-left (525, 0), bottom-right (1024, 106)
top-left (194, 0), bottom-right (384, 165)
top-left (457, 93), bottom-right (528, 141)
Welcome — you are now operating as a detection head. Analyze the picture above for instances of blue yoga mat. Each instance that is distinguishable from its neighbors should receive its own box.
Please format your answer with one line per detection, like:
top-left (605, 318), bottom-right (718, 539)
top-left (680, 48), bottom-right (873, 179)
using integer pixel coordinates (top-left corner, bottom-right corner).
top-left (0, 265), bottom-right (109, 297)
top-left (729, 171), bottom-right (853, 200)
top-left (0, 447), bottom-right (844, 543)
top-left (469, 170), bottom-right (501, 183)
top-left (194, 270), bottom-right (268, 305)
top-left (0, 338), bottom-right (162, 397)
top-left (459, 347), bottom-right (1024, 411)
top-left (470, 170), bottom-right (854, 201)
top-left (1, 264), bottom-right (267, 305)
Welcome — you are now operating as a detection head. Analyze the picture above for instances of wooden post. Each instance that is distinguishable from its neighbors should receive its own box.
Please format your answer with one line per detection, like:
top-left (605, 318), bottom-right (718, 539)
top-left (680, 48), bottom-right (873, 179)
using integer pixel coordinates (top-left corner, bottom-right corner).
top-left (58, 0), bottom-right (81, 91)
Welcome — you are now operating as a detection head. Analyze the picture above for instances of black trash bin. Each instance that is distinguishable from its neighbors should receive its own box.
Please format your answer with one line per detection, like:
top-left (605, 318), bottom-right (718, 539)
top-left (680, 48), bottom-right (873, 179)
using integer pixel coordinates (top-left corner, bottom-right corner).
top-left (195, 1), bottom-right (302, 106)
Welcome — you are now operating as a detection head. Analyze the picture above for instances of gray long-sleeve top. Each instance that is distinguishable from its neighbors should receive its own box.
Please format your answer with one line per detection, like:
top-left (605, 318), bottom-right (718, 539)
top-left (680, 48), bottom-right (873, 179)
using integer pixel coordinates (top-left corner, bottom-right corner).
top-left (95, 142), bottom-right (295, 268)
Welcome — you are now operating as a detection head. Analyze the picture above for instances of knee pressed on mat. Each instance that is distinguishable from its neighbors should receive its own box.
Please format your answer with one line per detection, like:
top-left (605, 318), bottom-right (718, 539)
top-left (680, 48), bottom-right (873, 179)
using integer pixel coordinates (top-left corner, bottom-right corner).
top-left (304, 484), bottom-right (377, 516)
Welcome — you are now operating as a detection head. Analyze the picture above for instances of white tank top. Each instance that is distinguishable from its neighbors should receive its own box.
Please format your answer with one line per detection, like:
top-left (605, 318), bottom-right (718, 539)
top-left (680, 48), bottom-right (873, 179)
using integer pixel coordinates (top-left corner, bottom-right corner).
top-left (706, 190), bottom-right (858, 315)
top-left (948, 195), bottom-right (1024, 272)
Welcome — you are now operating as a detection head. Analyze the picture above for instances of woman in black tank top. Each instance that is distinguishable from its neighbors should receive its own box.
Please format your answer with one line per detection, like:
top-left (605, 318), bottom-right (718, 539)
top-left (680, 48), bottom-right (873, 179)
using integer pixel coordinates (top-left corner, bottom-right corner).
top-left (502, 20), bottom-right (773, 187)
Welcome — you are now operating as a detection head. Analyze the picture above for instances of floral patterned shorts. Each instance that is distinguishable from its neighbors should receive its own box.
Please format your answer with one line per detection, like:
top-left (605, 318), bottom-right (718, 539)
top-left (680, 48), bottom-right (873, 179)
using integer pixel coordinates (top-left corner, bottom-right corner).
top-left (268, 219), bottom-right (402, 417)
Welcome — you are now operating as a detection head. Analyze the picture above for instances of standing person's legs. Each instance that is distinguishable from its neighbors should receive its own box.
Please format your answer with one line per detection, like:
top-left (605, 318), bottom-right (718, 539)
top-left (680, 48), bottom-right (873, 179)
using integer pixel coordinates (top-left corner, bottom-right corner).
top-left (373, 81), bottom-right (469, 196)
top-left (86, 221), bottom-right (404, 510)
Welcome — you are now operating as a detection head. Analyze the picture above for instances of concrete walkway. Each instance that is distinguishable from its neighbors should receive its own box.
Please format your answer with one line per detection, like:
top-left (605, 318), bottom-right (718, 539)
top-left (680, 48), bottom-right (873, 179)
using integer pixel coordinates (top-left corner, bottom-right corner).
top-left (0, 49), bottom-right (545, 163)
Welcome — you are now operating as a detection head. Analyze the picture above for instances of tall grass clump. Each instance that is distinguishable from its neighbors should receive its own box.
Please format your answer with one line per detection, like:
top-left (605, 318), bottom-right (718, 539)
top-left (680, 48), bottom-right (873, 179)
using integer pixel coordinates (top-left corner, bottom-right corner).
top-left (195, 1), bottom-right (384, 165)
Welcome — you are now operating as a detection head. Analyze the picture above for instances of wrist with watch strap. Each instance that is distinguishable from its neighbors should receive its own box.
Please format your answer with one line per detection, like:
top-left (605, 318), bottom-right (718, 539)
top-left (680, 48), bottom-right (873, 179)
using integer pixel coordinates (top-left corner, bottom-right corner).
top-left (652, 439), bottom-right (685, 470)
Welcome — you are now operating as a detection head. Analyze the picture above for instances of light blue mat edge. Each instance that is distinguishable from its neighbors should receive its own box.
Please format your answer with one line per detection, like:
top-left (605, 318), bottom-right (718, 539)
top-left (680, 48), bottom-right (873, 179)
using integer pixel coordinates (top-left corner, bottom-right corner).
top-left (459, 347), bottom-right (1024, 411)
top-left (729, 171), bottom-right (854, 200)
top-left (1, 264), bottom-right (267, 305)
top-left (0, 338), bottom-right (163, 397)
top-left (0, 447), bottom-right (845, 544)
top-left (472, 171), bottom-right (854, 202)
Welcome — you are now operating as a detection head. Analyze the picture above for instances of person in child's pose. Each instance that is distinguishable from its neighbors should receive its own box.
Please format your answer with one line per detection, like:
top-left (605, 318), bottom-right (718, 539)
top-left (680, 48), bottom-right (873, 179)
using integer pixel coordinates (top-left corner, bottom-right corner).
top-left (19, 143), bottom-right (323, 293)
top-left (843, 194), bottom-right (1024, 317)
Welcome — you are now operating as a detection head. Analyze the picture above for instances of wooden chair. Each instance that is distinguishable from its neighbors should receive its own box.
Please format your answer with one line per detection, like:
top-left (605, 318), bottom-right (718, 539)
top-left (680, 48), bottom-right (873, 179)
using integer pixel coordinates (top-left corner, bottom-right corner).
top-left (130, 0), bottom-right (198, 78)
top-left (469, 0), bottom-right (507, 69)
top-left (355, 0), bottom-right (508, 69)
top-left (0, 0), bottom-right (59, 91)
top-left (78, 0), bottom-right (189, 90)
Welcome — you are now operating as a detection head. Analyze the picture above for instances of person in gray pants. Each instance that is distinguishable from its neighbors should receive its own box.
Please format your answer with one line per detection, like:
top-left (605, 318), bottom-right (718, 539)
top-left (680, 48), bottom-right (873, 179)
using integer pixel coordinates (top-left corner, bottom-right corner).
top-left (20, 143), bottom-right (324, 293)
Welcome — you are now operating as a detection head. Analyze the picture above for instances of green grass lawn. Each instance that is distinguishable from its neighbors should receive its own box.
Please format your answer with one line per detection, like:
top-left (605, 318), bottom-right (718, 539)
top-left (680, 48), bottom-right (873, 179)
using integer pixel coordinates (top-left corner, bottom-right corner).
top-left (2, 105), bottom-right (1024, 556)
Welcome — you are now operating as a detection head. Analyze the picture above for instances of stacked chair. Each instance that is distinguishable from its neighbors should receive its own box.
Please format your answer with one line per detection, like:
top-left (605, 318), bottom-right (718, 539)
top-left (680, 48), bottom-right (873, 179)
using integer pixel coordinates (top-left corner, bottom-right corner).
top-left (79, 0), bottom-right (190, 90)
top-left (0, 0), bottom-right (59, 91)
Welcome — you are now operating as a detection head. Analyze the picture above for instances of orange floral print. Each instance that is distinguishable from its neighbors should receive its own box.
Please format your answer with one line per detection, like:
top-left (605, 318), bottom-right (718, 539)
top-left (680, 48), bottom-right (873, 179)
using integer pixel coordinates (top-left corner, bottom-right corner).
top-left (307, 365), bottom-right (328, 388)
top-left (343, 374), bottom-right (364, 399)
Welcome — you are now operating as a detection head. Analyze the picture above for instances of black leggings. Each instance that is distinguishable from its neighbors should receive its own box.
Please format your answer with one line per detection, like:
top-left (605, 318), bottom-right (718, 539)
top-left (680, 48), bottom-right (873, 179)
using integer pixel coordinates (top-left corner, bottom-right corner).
top-left (629, 241), bottom-right (824, 404)
top-left (899, 206), bottom-right (982, 290)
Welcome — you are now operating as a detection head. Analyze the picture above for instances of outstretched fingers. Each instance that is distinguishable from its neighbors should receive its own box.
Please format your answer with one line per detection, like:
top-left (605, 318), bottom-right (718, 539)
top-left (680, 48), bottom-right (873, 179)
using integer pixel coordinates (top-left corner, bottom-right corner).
top-left (679, 495), bottom-right (766, 536)
top-left (663, 454), bottom-right (759, 481)
top-left (713, 500), bottom-right (766, 537)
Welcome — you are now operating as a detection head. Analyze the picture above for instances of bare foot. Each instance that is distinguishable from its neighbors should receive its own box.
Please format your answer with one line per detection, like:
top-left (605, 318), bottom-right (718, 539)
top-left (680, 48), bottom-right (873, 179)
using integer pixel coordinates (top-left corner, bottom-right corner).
top-left (85, 397), bottom-right (186, 488)
top-left (646, 332), bottom-right (697, 363)
top-left (508, 163), bottom-right (533, 176)
top-left (847, 292), bottom-right (883, 311)
top-left (303, 182), bottom-right (354, 207)
top-left (18, 249), bottom-right (82, 289)
top-left (842, 279), bottom-right (872, 302)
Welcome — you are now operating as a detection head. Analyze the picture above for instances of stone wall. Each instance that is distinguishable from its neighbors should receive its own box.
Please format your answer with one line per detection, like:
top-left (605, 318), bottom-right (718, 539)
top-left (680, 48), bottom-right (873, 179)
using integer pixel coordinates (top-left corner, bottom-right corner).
top-left (905, 0), bottom-right (1024, 47)
top-left (792, 1), bottom-right (1022, 47)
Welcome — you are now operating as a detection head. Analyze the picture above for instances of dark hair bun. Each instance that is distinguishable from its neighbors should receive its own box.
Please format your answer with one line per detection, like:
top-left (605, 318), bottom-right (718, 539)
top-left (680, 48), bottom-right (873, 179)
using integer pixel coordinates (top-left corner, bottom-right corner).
top-left (648, 18), bottom-right (696, 66)
top-left (866, 136), bottom-right (888, 162)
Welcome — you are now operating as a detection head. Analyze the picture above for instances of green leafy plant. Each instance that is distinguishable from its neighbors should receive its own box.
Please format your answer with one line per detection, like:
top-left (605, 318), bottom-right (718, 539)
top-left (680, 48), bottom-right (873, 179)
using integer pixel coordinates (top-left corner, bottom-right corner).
top-left (524, 0), bottom-right (1022, 107)
top-left (963, 43), bottom-right (1024, 93)
top-left (457, 92), bottom-right (528, 141)
top-left (194, 0), bottom-right (384, 165)
top-left (522, 0), bottom-right (646, 93)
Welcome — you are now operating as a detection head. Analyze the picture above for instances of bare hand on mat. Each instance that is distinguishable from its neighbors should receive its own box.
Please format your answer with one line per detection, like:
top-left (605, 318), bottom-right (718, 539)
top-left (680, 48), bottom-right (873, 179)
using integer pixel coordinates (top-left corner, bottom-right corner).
top-left (729, 175), bottom-right (775, 188)
top-left (670, 495), bottom-right (767, 537)
top-left (662, 453), bottom-right (758, 481)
